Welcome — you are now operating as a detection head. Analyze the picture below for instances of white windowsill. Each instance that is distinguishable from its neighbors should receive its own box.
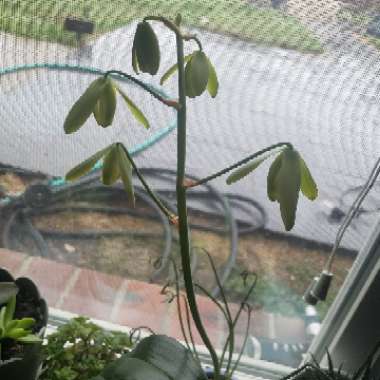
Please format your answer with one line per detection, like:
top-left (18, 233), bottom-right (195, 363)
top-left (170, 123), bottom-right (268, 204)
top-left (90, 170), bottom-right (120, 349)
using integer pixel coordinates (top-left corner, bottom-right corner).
top-left (48, 307), bottom-right (294, 380)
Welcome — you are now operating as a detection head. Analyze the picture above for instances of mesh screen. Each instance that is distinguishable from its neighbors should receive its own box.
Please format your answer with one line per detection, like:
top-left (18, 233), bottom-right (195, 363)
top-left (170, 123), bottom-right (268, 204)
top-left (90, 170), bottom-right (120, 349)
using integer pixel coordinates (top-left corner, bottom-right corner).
top-left (0, 0), bottom-right (378, 368)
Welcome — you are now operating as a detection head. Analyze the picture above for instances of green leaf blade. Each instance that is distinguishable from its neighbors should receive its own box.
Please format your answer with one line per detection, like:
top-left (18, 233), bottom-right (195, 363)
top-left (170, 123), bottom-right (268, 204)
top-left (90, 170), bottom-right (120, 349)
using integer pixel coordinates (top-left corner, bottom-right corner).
top-left (160, 54), bottom-right (193, 85)
top-left (133, 22), bottom-right (160, 75)
top-left (300, 157), bottom-right (318, 200)
top-left (4, 295), bottom-right (16, 326)
top-left (15, 318), bottom-right (35, 330)
top-left (102, 145), bottom-right (120, 186)
top-left (117, 87), bottom-right (150, 129)
top-left (117, 144), bottom-right (135, 207)
top-left (206, 58), bottom-right (219, 98)
top-left (64, 77), bottom-right (106, 134)
top-left (227, 153), bottom-right (276, 185)
top-left (275, 148), bottom-right (301, 231)
top-left (93, 78), bottom-right (117, 128)
top-left (267, 153), bottom-right (283, 202)
top-left (16, 334), bottom-right (42, 344)
top-left (6, 327), bottom-right (28, 339)
top-left (65, 145), bottom-right (113, 182)
top-left (0, 283), bottom-right (18, 305)
top-left (185, 51), bottom-right (209, 98)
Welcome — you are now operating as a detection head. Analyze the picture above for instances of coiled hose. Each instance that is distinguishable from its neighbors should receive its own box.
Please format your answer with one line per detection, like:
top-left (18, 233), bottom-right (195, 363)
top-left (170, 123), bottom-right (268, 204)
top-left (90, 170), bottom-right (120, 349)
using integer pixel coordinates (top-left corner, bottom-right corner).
top-left (0, 165), bottom-right (267, 296)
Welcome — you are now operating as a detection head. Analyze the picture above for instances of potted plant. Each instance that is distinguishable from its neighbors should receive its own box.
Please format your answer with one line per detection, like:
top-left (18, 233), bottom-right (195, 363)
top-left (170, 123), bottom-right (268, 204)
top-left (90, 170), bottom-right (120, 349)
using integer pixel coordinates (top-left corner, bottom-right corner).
top-left (61, 14), bottom-right (318, 380)
top-left (40, 316), bottom-right (133, 380)
top-left (0, 268), bottom-right (48, 380)
top-left (283, 342), bottom-right (380, 380)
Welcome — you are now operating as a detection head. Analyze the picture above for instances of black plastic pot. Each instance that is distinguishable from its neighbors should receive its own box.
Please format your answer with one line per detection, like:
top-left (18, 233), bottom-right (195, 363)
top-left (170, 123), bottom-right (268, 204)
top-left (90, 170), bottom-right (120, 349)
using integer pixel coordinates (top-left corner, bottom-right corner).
top-left (0, 268), bottom-right (48, 380)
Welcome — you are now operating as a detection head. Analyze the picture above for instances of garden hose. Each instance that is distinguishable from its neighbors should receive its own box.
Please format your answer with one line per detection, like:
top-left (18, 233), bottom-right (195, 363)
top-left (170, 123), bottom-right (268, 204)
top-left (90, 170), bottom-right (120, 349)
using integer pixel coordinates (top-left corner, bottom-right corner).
top-left (0, 165), bottom-right (266, 293)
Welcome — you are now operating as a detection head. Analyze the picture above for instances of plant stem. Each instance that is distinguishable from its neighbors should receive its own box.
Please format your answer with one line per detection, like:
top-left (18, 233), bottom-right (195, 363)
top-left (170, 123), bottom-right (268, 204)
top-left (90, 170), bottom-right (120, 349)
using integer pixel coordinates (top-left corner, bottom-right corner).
top-left (105, 70), bottom-right (179, 109)
top-left (183, 34), bottom-right (203, 50)
top-left (175, 32), bottom-right (221, 377)
top-left (144, 15), bottom-right (182, 36)
top-left (120, 144), bottom-right (178, 224)
top-left (186, 142), bottom-right (291, 188)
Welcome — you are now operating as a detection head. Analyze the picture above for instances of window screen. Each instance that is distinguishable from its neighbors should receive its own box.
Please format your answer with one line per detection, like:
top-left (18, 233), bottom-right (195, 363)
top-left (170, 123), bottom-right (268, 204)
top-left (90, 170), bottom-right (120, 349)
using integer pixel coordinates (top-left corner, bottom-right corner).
top-left (0, 0), bottom-right (378, 369)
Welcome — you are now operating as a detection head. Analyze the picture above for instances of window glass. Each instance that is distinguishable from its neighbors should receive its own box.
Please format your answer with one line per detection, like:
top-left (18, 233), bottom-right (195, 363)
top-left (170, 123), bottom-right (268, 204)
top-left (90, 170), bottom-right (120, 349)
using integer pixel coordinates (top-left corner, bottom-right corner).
top-left (0, 0), bottom-right (377, 369)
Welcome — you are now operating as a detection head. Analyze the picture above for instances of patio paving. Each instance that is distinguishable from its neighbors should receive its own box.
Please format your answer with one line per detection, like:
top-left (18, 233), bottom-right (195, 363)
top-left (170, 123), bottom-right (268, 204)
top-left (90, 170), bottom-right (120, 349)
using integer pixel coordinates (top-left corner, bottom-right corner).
top-left (0, 248), bottom-right (306, 350)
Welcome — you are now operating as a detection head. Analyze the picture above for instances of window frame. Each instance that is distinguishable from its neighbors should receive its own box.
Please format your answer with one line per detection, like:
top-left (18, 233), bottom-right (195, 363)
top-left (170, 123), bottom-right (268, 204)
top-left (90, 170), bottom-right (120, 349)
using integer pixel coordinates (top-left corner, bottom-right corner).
top-left (306, 219), bottom-right (380, 373)
top-left (48, 219), bottom-right (380, 379)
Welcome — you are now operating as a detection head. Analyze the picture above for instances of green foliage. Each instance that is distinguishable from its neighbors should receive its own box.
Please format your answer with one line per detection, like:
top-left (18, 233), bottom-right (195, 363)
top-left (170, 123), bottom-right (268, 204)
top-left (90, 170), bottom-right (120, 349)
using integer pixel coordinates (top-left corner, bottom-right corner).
top-left (65, 145), bottom-right (113, 182)
top-left (0, 282), bottom-right (18, 304)
top-left (64, 77), bottom-right (149, 134)
top-left (0, 0), bottom-right (323, 53)
top-left (117, 87), bottom-right (150, 129)
top-left (226, 152), bottom-right (277, 185)
top-left (185, 51), bottom-right (210, 98)
top-left (267, 147), bottom-right (317, 230)
top-left (228, 146), bottom-right (317, 231)
top-left (41, 317), bottom-right (133, 380)
top-left (288, 342), bottom-right (380, 380)
top-left (66, 143), bottom-right (135, 205)
top-left (62, 15), bottom-right (319, 380)
top-left (0, 296), bottom-right (41, 347)
top-left (271, 148), bottom-right (301, 231)
top-left (205, 57), bottom-right (219, 98)
top-left (93, 79), bottom-right (117, 128)
top-left (132, 21), bottom-right (161, 75)
top-left (160, 54), bottom-right (193, 85)
top-left (299, 157), bottom-right (318, 200)
top-left (64, 77), bottom-right (107, 134)
top-left (93, 335), bottom-right (205, 380)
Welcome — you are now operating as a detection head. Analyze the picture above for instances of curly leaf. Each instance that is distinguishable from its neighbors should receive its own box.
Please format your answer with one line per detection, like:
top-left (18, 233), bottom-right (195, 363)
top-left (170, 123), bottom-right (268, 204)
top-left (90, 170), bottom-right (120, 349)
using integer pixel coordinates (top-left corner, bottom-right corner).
top-left (160, 54), bottom-right (193, 85)
top-left (65, 145), bottom-right (113, 181)
top-left (64, 77), bottom-right (106, 134)
top-left (102, 145), bottom-right (120, 185)
top-left (117, 87), bottom-right (150, 129)
top-left (300, 157), bottom-right (318, 200)
top-left (117, 144), bottom-right (135, 206)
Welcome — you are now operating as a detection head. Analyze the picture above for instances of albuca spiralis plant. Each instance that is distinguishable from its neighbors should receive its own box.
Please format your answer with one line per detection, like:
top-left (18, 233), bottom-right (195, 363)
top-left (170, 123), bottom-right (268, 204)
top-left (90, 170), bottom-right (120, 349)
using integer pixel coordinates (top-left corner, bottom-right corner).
top-left (63, 15), bottom-right (318, 380)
